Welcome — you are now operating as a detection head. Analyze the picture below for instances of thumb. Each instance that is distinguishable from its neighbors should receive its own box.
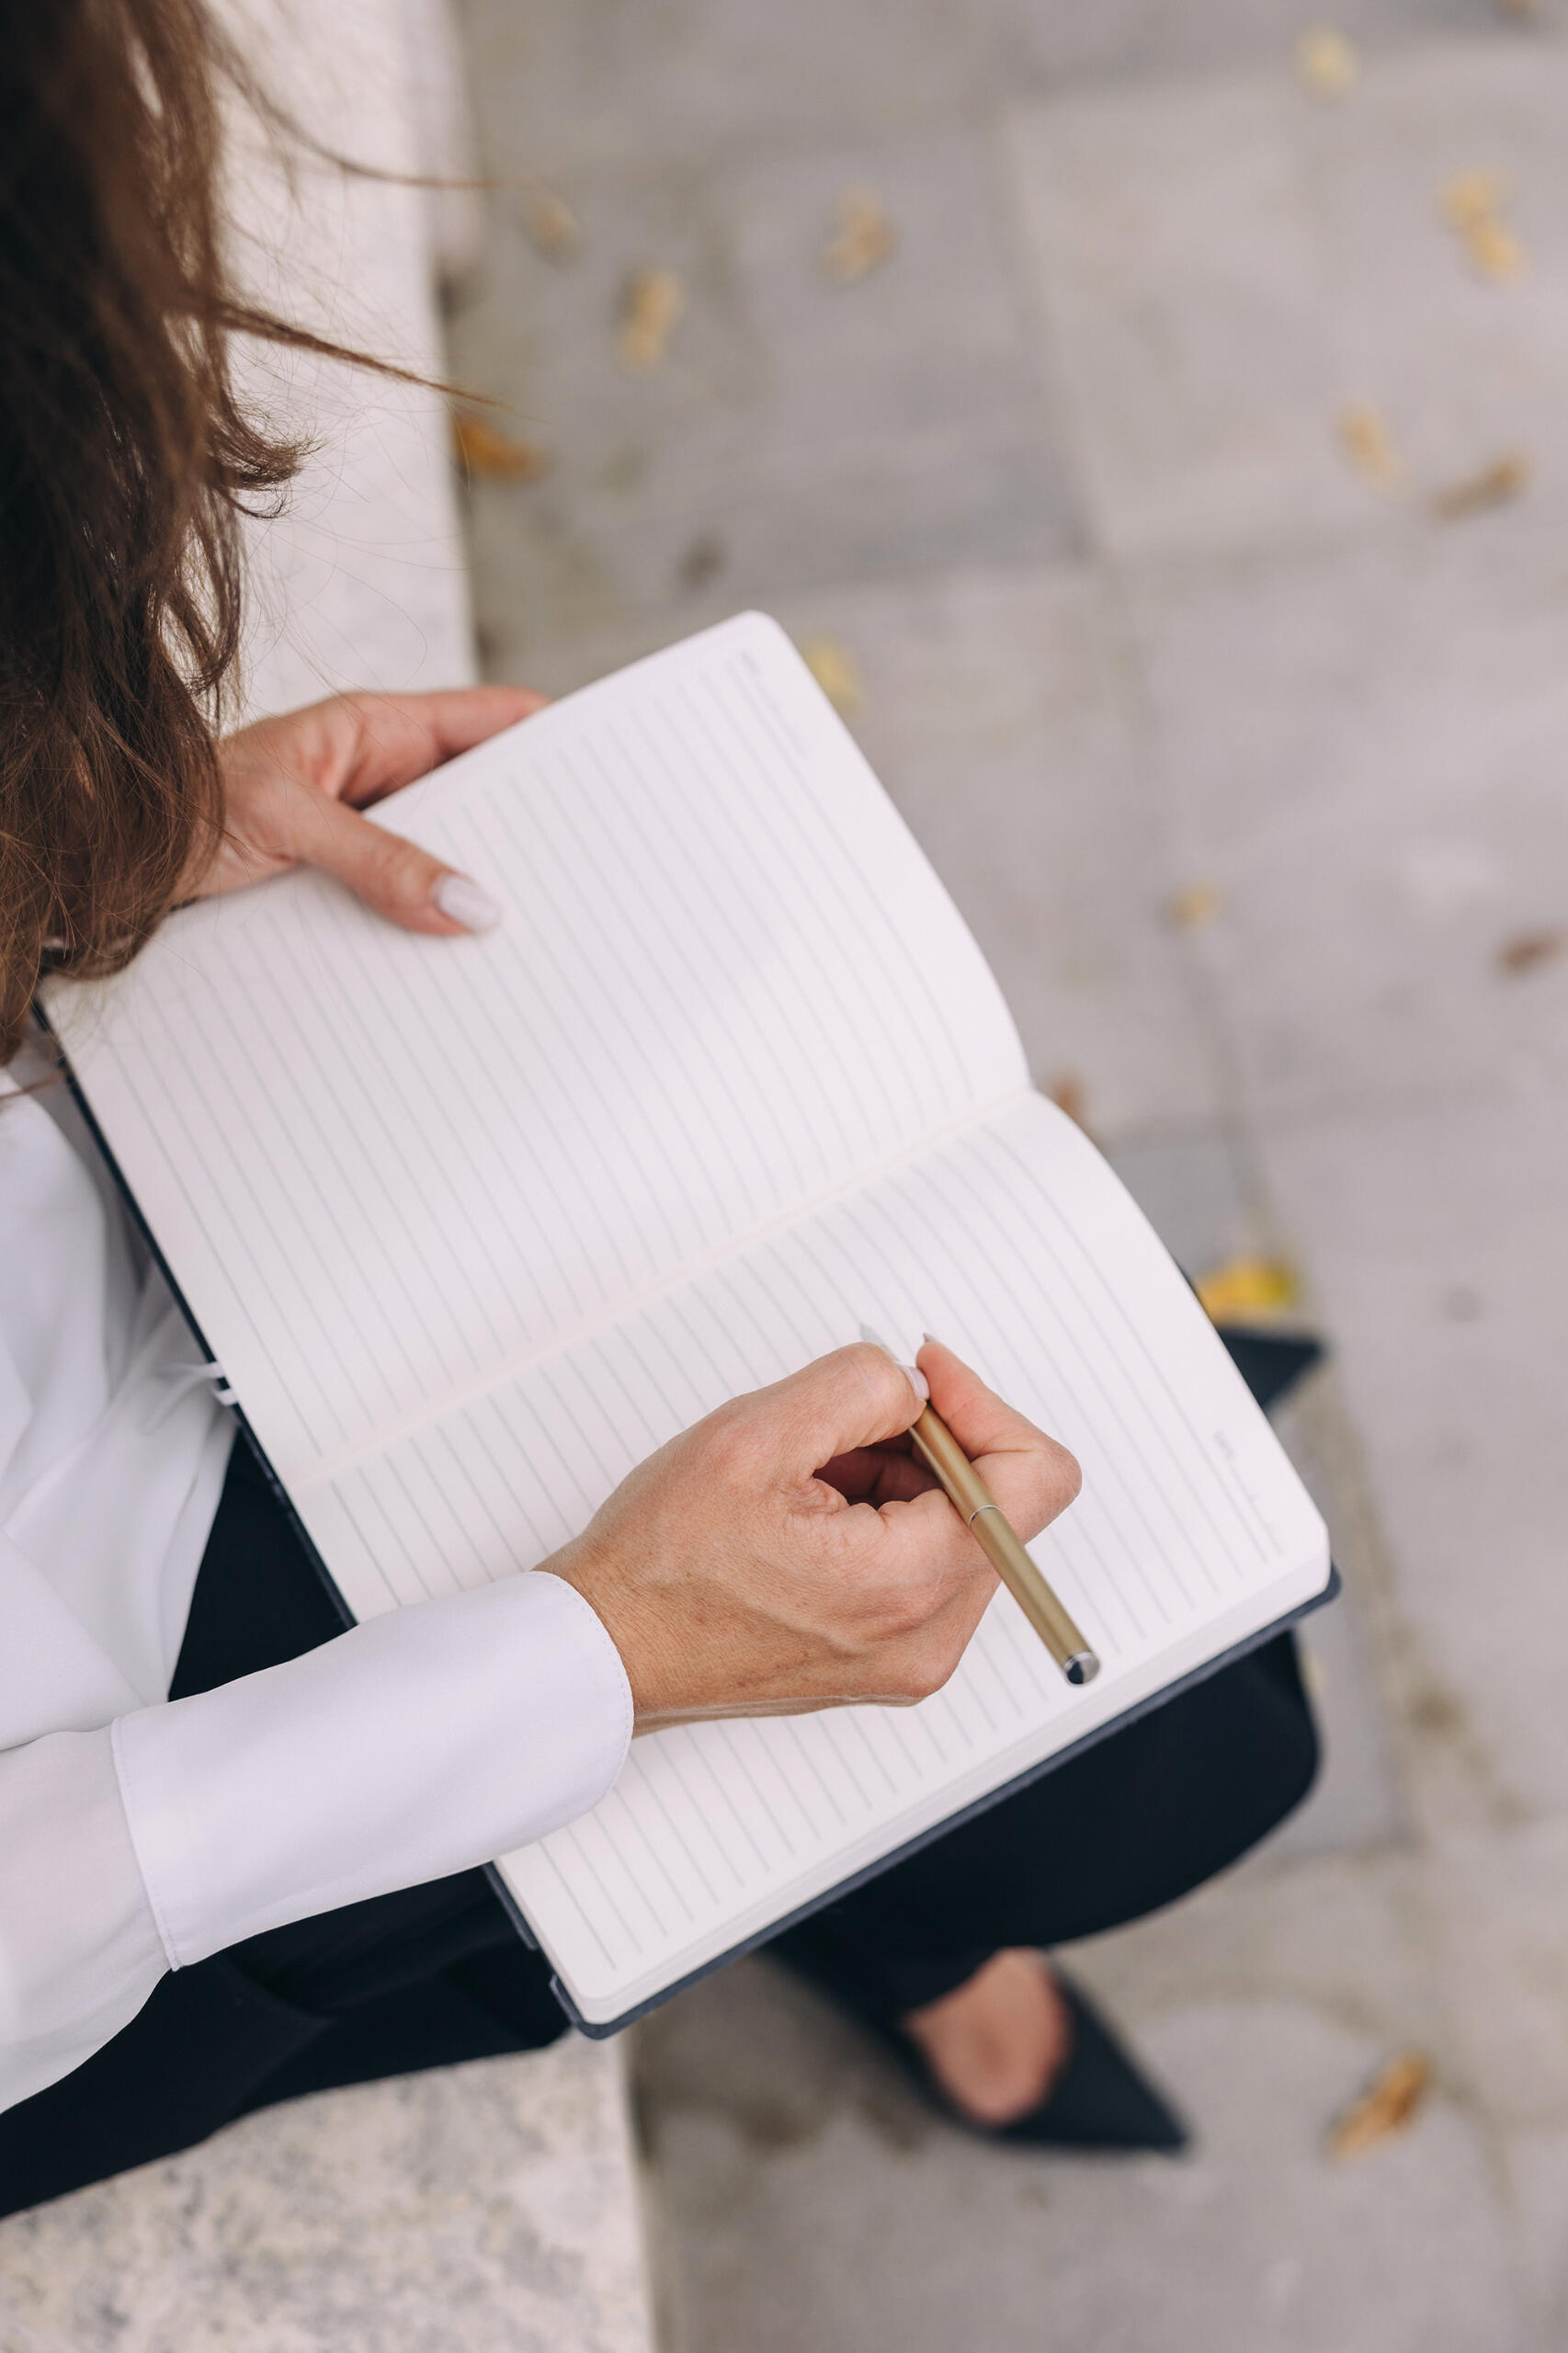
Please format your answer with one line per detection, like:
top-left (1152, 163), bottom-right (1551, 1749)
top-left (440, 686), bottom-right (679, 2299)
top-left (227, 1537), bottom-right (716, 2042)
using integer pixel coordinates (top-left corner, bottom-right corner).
top-left (294, 791), bottom-right (502, 936)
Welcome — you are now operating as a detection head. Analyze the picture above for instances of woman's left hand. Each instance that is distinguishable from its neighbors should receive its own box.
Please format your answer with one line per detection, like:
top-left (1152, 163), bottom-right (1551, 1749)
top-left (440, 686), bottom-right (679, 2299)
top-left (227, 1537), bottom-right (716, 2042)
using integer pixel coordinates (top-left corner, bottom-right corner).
top-left (188, 687), bottom-right (546, 934)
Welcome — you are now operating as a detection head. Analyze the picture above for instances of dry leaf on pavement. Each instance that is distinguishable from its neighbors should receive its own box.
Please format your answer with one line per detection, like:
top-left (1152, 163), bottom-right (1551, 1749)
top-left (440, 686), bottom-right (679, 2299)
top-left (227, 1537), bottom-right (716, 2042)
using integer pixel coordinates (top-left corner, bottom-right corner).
top-left (800, 636), bottom-right (861, 713)
top-left (1466, 214), bottom-right (1527, 279)
top-left (676, 531), bottom-right (726, 591)
top-left (1295, 28), bottom-right (1358, 98)
top-left (1441, 169), bottom-right (1507, 230)
top-left (1167, 881), bottom-right (1225, 931)
top-left (1496, 926), bottom-right (1565, 974)
top-left (1336, 401), bottom-right (1404, 489)
top-left (522, 189), bottom-right (582, 263)
top-left (822, 188), bottom-right (897, 284)
top-left (619, 268), bottom-right (686, 371)
top-left (1049, 1075), bottom-right (1088, 1129)
top-left (1440, 172), bottom-right (1528, 280)
top-left (451, 413), bottom-right (550, 482)
top-left (1194, 1257), bottom-right (1301, 1322)
top-left (1327, 2052), bottom-right (1432, 2161)
top-left (1431, 451), bottom-right (1530, 519)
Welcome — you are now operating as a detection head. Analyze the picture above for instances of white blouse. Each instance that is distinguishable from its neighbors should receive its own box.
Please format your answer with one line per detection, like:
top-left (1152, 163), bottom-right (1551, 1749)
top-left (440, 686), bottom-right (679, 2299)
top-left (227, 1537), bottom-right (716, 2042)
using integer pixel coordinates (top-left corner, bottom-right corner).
top-left (0, 1050), bottom-right (632, 2116)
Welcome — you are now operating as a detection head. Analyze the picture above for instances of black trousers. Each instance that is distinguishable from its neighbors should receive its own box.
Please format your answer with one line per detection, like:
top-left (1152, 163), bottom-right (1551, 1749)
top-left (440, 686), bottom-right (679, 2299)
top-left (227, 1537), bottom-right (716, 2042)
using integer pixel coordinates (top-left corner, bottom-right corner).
top-left (2, 1365), bottom-right (1318, 2219)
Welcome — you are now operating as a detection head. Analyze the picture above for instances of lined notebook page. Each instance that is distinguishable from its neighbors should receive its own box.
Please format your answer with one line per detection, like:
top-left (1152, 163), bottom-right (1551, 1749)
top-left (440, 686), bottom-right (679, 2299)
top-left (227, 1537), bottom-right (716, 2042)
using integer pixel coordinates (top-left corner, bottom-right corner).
top-left (44, 616), bottom-right (1025, 1489)
top-left (293, 1092), bottom-right (1328, 2023)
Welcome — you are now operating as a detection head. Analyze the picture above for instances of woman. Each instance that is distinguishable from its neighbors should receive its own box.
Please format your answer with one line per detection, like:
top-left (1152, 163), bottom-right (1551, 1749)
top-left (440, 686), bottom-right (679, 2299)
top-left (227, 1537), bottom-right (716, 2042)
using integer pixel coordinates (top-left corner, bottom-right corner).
top-left (0, 0), bottom-right (1319, 2214)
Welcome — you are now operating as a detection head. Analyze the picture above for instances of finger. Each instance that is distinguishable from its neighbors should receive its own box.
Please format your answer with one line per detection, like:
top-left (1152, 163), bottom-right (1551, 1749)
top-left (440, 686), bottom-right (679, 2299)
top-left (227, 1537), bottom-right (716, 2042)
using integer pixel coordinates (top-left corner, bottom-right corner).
top-left (324, 688), bottom-right (547, 806)
top-left (816, 1444), bottom-right (933, 1507)
top-left (287, 787), bottom-right (502, 936)
top-left (757, 1344), bottom-right (927, 1485)
top-left (822, 1480), bottom-right (998, 1629)
top-left (917, 1337), bottom-right (1082, 1542)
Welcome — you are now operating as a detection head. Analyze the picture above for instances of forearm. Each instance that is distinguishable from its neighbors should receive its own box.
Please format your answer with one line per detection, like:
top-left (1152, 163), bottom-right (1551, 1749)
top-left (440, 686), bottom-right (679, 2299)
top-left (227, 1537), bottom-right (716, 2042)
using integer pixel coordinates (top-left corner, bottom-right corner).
top-left (2, 1571), bottom-right (631, 2113)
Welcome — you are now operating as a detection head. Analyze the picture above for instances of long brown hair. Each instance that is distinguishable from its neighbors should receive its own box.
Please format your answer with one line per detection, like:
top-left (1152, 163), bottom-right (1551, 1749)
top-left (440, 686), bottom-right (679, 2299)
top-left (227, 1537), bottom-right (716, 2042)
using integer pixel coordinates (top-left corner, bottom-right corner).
top-left (0, 0), bottom-right (352, 1067)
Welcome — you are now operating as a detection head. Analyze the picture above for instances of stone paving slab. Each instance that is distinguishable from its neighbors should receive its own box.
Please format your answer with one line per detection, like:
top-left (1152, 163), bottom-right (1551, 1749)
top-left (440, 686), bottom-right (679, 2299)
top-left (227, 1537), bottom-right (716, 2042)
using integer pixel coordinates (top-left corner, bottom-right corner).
top-left (1125, 525), bottom-right (1568, 1126)
top-left (764, 565), bottom-right (1225, 1141)
top-left (992, 0), bottom-right (1529, 92)
top-left (1003, 40), bottom-right (1568, 561)
top-left (1260, 1090), bottom-right (1568, 1823)
top-left (635, 1855), bottom-right (1525, 2353)
top-left (453, 124), bottom-right (1077, 643)
top-left (456, 0), bottom-right (998, 176)
top-left (457, 0), bottom-right (1542, 177)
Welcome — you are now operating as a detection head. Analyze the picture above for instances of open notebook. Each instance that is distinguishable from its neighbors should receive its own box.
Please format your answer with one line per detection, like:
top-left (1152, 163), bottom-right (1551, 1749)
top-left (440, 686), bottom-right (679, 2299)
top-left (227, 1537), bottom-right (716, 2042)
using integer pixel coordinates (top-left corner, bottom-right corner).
top-left (43, 612), bottom-right (1331, 2032)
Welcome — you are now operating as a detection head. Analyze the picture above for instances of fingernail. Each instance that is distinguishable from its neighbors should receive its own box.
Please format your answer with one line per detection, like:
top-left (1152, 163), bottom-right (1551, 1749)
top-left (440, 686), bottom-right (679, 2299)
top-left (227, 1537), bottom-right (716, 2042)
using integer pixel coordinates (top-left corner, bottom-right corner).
top-left (432, 873), bottom-right (503, 932)
top-left (858, 1324), bottom-right (929, 1404)
top-left (921, 1332), bottom-right (943, 1348)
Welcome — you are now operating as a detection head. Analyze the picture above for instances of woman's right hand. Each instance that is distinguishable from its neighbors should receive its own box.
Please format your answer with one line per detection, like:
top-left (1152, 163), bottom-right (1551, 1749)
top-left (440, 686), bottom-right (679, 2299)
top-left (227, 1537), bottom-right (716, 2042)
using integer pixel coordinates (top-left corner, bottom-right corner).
top-left (549, 1339), bottom-right (1082, 1732)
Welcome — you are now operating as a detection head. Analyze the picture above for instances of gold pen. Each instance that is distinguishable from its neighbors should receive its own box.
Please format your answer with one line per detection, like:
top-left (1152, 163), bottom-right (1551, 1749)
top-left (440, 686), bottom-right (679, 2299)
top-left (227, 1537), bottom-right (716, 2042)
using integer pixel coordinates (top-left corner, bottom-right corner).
top-left (861, 1327), bottom-right (1100, 1688)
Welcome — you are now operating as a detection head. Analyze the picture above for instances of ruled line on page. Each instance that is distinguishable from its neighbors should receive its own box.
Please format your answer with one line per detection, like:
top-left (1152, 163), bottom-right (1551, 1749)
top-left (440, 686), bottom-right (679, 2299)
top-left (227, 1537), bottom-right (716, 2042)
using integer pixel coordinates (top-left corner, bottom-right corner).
top-left (286, 1085), bottom-right (1036, 1495)
top-left (982, 1122), bottom-right (1284, 1565)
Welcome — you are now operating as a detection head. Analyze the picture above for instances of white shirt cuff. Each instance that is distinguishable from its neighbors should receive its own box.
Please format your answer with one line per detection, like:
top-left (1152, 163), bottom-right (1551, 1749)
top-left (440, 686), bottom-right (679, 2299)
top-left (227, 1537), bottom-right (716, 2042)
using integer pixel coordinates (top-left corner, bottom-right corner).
top-left (114, 1570), bottom-right (631, 1968)
top-left (0, 1725), bottom-right (168, 2114)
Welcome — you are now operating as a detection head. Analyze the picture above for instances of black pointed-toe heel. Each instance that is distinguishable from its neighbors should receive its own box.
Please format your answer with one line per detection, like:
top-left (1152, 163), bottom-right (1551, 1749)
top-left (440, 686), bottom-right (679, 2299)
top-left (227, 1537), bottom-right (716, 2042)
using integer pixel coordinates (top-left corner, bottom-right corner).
top-left (847, 1966), bottom-right (1188, 2155)
top-left (983, 1974), bottom-right (1187, 2153)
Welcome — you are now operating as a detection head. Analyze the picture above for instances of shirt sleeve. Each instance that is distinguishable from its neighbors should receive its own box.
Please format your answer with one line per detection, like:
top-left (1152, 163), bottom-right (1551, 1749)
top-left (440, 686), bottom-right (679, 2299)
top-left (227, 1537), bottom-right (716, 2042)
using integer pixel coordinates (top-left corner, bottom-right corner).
top-left (1, 1571), bottom-right (631, 2113)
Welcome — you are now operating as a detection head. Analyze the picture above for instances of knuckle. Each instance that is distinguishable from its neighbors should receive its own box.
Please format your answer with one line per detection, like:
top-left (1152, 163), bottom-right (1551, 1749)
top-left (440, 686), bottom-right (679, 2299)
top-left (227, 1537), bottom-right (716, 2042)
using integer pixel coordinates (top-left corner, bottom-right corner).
top-left (373, 842), bottom-right (433, 911)
top-left (1055, 1442), bottom-right (1084, 1506)
top-left (1043, 1438), bottom-right (1083, 1512)
top-left (840, 1340), bottom-right (912, 1422)
top-left (1006, 1435), bottom-right (1083, 1538)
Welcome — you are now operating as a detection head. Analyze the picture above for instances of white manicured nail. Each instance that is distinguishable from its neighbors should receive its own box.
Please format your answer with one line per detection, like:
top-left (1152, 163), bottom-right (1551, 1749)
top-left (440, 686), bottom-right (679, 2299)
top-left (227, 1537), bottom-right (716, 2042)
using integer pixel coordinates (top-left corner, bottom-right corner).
top-left (858, 1324), bottom-right (929, 1404)
top-left (433, 873), bottom-right (503, 932)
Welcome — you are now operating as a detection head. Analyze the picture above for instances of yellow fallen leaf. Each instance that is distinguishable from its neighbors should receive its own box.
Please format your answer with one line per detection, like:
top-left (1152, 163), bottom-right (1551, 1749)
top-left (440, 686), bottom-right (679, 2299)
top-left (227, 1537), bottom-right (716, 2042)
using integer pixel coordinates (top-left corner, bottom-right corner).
top-left (619, 267), bottom-right (686, 371)
top-left (1167, 881), bottom-right (1225, 931)
top-left (1049, 1074), bottom-right (1088, 1130)
top-left (1295, 27), bottom-right (1358, 98)
top-left (822, 188), bottom-right (897, 285)
top-left (1439, 173), bottom-right (1528, 280)
top-left (801, 636), bottom-right (861, 714)
top-left (1195, 1257), bottom-right (1301, 1322)
top-left (522, 189), bottom-right (582, 263)
top-left (1441, 169), bottom-right (1507, 231)
top-left (451, 413), bottom-right (551, 482)
top-left (1431, 451), bottom-right (1530, 520)
top-left (1464, 213), bottom-right (1527, 280)
top-left (1327, 2052), bottom-right (1432, 2162)
top-left (1336, 400), bottom-right (1404, 490)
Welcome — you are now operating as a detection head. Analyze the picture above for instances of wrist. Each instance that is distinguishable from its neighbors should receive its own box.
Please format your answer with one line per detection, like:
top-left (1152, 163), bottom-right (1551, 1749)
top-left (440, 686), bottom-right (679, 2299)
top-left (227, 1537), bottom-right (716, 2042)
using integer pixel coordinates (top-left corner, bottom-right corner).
top-left (547, 1536), bottom-right (695, 1732)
